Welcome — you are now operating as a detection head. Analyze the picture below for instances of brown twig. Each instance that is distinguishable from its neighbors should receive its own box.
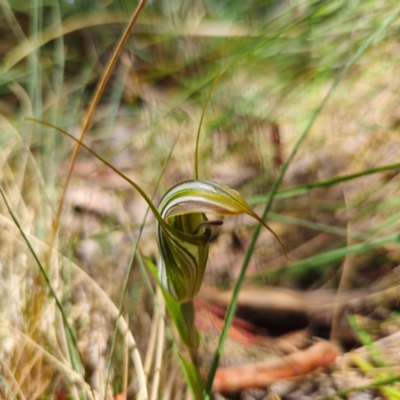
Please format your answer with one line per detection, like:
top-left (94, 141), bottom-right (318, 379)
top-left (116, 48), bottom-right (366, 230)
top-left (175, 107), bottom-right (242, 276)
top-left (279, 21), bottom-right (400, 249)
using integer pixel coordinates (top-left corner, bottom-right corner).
top-left (213, 341), bottom-right (338, 393)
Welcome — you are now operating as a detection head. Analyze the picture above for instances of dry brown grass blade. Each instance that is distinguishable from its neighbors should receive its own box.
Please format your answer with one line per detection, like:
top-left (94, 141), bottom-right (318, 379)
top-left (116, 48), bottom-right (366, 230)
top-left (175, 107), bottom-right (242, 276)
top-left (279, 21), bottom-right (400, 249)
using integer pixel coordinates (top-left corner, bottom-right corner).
top-left (47, 0), bottom-right (147, 272)
top-left (331, 193), bottom-right (357, 341)
top-left (144, 293), bottom-right (161, 380)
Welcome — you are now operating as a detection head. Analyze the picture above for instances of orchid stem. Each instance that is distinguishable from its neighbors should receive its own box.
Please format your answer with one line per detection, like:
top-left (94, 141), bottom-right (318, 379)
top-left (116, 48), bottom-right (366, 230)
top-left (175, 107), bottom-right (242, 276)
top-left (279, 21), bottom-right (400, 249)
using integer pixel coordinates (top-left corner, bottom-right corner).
top-left (180, 300), bottom-right (199, 367)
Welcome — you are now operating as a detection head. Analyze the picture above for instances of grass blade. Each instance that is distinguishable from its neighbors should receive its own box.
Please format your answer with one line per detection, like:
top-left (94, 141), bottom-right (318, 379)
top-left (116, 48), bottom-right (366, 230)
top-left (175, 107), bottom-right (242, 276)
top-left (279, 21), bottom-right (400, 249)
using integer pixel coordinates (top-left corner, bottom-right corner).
top-left (247, 161), bottom-right (400, 204)
top-left (259, 232), bottom-right (400, 278)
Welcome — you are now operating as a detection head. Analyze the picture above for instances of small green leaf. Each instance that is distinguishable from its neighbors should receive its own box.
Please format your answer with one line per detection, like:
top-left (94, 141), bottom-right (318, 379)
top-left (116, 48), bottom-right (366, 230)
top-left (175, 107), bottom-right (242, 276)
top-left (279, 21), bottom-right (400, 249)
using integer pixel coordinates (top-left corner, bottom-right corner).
top-left (349, 315), bottom-right (386, 368)
top-left (380, 386), bottom-right (400, 400)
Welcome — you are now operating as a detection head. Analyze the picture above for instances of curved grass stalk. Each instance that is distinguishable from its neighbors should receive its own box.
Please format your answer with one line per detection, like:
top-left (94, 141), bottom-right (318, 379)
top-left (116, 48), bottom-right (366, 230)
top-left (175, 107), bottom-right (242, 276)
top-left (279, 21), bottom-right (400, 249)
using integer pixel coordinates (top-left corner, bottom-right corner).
top-left (203, 5), bottom-right (400, 398)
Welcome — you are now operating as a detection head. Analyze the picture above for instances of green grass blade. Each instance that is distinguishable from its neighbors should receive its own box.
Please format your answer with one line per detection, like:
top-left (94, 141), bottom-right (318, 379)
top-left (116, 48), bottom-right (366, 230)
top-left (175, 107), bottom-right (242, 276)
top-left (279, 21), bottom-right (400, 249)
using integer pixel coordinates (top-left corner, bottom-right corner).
top-left (348, 315), bottom-right (386, 368)
top-left (380, 386), bottom-right (400, 400)
top-left (247, 161), bottom-right (400, 204)
top-left (259, 232), bottom-right (399, 278)
top-left (267, 212), bottom-right (369, 240)
top-left (178, 354), bottom-right (204, 400)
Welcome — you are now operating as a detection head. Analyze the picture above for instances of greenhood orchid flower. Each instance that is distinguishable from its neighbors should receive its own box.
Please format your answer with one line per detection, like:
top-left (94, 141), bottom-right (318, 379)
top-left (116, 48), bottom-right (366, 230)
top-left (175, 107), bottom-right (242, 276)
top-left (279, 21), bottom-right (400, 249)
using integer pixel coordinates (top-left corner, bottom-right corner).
top-left (156, 180), bottom-right (286, 303)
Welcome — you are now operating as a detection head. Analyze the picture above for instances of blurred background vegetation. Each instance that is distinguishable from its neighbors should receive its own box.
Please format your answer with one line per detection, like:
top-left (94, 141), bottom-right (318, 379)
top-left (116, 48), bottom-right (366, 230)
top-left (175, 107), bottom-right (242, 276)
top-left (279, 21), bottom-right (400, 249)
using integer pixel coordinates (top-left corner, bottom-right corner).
top-left (2, 0), bottom-right (400, 399)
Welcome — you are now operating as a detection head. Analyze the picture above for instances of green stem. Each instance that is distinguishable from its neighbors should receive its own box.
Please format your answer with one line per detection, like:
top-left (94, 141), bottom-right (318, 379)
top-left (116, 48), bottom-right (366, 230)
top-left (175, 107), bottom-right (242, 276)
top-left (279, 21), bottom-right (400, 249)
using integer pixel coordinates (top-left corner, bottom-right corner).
top-left (180, 300), bottom-right (200, 368)
top-left (181, 300), bottom-right (204, 400)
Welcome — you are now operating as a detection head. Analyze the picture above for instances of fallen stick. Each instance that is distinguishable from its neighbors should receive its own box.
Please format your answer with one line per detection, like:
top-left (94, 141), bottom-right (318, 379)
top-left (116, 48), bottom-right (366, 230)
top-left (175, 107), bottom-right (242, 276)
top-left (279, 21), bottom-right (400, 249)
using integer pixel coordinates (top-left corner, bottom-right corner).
top-left (212, 341), bottom-right (338, 393)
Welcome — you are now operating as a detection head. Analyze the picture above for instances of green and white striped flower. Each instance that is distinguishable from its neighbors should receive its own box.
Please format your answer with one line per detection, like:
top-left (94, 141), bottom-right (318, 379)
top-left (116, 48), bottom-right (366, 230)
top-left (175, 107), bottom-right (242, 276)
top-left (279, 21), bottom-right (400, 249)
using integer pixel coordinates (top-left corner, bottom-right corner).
top-left (156, 180), bottom-right (286, 303)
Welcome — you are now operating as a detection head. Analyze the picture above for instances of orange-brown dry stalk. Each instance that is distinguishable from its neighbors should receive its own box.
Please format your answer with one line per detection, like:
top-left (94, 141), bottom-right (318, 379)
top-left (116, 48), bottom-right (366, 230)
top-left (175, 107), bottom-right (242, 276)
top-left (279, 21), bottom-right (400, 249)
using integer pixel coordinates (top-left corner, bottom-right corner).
top-left (212, 341), bottom-right (338, 394)
top-left (46, 0), bottom-right (147, 266)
